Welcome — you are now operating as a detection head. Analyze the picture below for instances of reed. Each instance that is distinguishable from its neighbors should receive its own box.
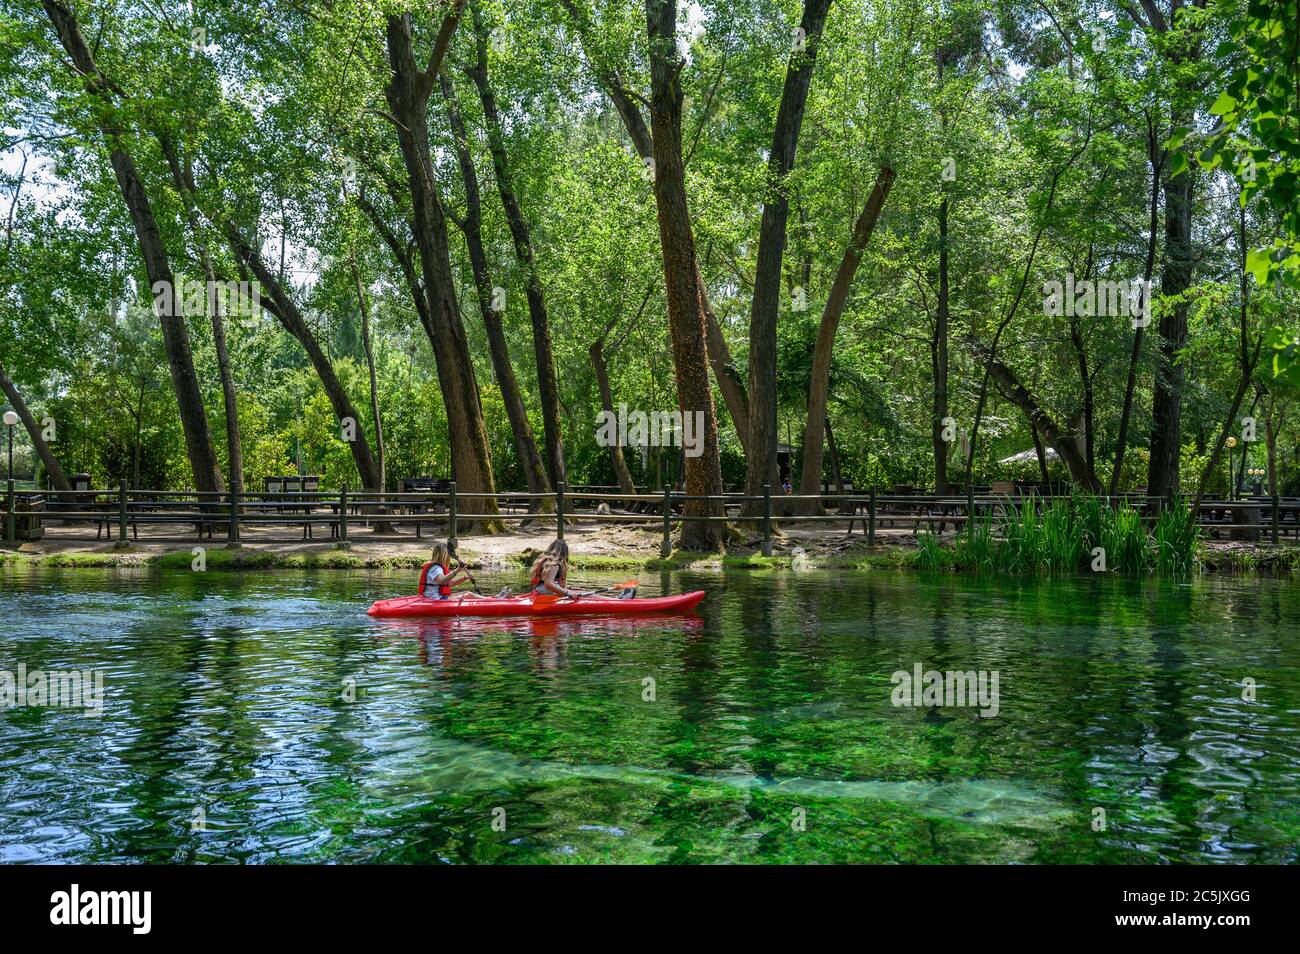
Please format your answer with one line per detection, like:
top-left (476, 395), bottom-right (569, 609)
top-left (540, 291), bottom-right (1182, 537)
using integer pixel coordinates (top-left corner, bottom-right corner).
top-left (921, 493), bottom-right (1197, 577)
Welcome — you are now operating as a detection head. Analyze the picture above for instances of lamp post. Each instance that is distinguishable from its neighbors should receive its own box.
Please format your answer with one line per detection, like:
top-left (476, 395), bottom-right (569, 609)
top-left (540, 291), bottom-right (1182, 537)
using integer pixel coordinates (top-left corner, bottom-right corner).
top-left (3, 410), bottom-right (16, 545)
top-left (3, 410), bottom-right (16, 482)
top-left (1226, 436), bottom-right (1238, 499)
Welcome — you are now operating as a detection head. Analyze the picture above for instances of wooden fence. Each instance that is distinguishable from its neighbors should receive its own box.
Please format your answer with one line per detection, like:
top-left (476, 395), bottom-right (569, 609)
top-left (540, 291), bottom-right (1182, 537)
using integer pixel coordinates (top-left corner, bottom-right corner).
top-left (5, 478), bottom-right (1299, 555)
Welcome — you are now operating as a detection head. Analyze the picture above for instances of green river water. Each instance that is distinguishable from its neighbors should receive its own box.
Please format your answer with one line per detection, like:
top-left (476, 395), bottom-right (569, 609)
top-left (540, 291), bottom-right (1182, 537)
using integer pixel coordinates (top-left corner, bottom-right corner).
top-left (1, 567), bottom-right (1297, 863)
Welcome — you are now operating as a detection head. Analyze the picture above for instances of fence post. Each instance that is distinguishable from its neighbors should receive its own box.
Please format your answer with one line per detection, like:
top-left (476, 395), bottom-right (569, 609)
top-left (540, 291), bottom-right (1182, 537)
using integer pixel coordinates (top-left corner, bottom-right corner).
top-left (1272, 494), bottom-right (1280, 546)
top-left (556, 481), bottom-right (566, 540)
top-left (4, 478), bottom-right (14, 545)
top-left (447, 481), bottom-right (457, 551)
top-left (762, 483), bottom-right (773, 557)
top-left (966, 484), bottom-right (976, 531)
top-left (227, 485), bottom-right (241, 547)
top-left (868, 487), bottom-right (876, 546)
top-left (117, 478), bottom-right (128, 547)
top-left (660, 486), bottom-right (672, 559)
top-left (339, 484), bottom-right (348, 543)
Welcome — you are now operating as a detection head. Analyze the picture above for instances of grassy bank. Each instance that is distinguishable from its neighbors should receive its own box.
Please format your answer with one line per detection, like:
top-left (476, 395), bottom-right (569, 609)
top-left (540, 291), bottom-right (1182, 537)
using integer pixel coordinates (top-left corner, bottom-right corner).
top-left (6, 522), bottom-right (1270, 578)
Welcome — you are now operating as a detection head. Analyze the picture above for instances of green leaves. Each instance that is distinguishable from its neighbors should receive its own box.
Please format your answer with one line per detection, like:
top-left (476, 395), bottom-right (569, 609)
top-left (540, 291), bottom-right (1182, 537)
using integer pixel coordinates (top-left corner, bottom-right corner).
top-left (1265, 326), bottom-right (1300, 390)
top-left (1199, 0), bottom-right (1300, 289)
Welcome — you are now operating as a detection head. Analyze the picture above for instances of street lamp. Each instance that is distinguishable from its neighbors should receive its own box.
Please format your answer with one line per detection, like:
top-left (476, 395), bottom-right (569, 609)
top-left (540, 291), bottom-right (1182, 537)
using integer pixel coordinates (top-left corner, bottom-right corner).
top-left (1226, 436), bottom-right (1239, 499)
top-left (3, 410), bottom-right (17, 483)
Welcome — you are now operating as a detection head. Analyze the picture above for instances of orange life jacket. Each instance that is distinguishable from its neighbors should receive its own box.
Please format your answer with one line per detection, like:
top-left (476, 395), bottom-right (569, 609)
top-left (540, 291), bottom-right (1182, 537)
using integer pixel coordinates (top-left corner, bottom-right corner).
top-left (420, 562), bottom-right (452, 598)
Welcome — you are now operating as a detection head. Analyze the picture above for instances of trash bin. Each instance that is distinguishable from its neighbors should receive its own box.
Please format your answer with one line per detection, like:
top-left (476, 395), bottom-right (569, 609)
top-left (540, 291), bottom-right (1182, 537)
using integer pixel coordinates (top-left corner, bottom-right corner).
top-left (16, 493), bottom-right (44, 541)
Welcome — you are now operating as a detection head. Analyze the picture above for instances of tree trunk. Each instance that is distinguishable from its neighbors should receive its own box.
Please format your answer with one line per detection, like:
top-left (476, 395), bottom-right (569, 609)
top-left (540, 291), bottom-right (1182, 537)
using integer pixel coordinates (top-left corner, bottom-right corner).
top-left (703, 302), bottom-right (751, 453)
top-left (974, 342), bottom-right (1100, 491)
top-left (350, 255), bottom-right (386, 492)
top-left (1030, 422), bottom-right (1050, 485)
top-left (42, 0), bottom-right (224, 494)
top-left (0, 361), bottom-right (71, 491)
top-left (1265, 396), bottom-right (1281, 498)
top-left (384, 10), bottom-right (501, 524)
top-left (645, 0), bottom-right (725, 550)
top-left (161, 144), bottom-right (244, 496)
top-left (219, 221), bottom-right (383, 490)
top-left (932, 194), bottom-right (950, 495)
top-left (1146, 159), bottom-right (1196, 502)
top-left (825, 417), bottom-right (850, 512)
top-left (467, 11), bottom-right (566, 488)
top-left (1068, 317), bottom-right (1095, 480)
top-left (438, 75), bottom-right (550, 500)
top-left (745, 0), bottom-right (834, 508)
top-left (1109, 132), bottom-right (1162, 494)
top-left (590, 339), bottom-right (638, 495)
top-left (560, 0), bottom-right (751, 455)
top-left (797, 168), bottom-right (895, 507)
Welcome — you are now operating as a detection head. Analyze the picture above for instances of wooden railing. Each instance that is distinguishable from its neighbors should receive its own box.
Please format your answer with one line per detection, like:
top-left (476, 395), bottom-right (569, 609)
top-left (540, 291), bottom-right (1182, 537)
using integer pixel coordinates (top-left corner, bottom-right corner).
top-left (4, 478), bottom-right (1299, 552)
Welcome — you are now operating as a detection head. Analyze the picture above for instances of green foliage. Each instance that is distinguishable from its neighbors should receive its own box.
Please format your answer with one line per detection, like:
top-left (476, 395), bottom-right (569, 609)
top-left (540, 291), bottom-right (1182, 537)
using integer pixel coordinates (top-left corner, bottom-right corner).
top-left (924, 495), bottom-right (1198, 577)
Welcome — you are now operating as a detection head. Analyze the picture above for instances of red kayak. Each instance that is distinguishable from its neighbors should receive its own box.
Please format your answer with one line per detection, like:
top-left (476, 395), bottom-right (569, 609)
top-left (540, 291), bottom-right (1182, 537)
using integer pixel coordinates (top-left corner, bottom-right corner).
top-left (367, 590), bottom-right (706, 618)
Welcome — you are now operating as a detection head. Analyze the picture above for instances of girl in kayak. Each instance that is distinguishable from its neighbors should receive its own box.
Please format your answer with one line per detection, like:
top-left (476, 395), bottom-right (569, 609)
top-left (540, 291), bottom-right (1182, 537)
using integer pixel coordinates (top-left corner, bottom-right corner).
top-left (419, 542), bottom-right (487, 600)
top-left (527, 540), bottom-right (635, 600)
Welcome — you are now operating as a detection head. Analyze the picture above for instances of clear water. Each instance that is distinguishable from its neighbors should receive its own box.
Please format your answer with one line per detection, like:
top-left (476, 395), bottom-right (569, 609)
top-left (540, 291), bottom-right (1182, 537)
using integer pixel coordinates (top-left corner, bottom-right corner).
top-left (1, 567), bottom-right (1297, 863)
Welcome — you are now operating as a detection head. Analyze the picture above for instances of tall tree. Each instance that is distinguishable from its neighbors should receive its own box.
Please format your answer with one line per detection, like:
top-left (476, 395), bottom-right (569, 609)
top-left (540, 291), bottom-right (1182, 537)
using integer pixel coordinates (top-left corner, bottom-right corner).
top-left (644, 0), bottom-right (725, 549)
top-left (384, 6), bottom-right (500, 520)
top-left (438, 73), bottom-right (550, 498)
top-left (466, 4), bottom-right (567, 488)
top-left (744, 0), bottom-right (834, 506)
top-left (557, 0), bottom-right (752, 456)
top-left (41, 0), bottom-right (224, 493)
top-left (797, 166), bottom-right (895, 501)
top-left (217, 218), bottom-right (383, 490)
top-left (161, 141), bottom-right (244, 496)
top-left (1122, 0), bottom-right (1208, 501)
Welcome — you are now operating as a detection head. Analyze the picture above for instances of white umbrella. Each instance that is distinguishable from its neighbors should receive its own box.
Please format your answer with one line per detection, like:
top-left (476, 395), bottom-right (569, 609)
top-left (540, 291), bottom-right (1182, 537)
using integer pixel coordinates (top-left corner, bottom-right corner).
top-left (999, 447), bottom-right (1058, 465)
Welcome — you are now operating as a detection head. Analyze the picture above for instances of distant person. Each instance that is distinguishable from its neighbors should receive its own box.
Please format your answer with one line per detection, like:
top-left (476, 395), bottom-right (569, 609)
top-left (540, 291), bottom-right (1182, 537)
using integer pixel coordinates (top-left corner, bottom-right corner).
top-left (782, 478), bottom-right (792, 495)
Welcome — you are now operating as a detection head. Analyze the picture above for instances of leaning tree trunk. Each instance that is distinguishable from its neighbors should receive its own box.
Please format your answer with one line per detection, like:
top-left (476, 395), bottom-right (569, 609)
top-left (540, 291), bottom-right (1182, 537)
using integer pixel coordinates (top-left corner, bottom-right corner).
top-left (220, 221), bottom-right (382, 490)
top-left (439, 74), bottom-right (550, 501)
top-left (975, 345), bottom-right (1100, 491)
top-left (745, 0), bottom-right (834, 510)
top-left (797, 167), bottom-right (895, 509)
top-left (385, 11), bottom-right (500, 525)
top-left (645, 0), bottom-right (725, 550)
top-left (42, 0), bottom-right (223, 494)
top-left (468, 10), bottom-right (566, 489)
top-left (0, 360), bottom-right (71, 491)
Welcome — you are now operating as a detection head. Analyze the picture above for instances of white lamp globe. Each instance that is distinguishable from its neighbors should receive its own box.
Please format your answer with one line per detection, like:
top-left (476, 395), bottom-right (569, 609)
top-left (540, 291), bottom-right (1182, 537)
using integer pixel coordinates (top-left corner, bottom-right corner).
top-left (2, 411), bottom-right (17, 427)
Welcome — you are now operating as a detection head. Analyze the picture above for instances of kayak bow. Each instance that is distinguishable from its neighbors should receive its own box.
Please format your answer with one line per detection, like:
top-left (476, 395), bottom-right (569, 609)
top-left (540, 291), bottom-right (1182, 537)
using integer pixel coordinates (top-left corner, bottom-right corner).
top-left (367, 590), bottom-right (706, 618)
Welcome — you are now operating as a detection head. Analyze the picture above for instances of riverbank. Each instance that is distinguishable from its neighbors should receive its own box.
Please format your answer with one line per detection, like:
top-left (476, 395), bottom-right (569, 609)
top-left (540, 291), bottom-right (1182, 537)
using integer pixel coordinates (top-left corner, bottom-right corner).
top-left (2, 521), bottom-right (1298, 575)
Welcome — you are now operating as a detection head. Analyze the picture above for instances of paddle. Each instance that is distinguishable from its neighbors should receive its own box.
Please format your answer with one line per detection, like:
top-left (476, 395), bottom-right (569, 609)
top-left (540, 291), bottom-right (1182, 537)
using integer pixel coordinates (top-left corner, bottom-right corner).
top-left (448, 547), bottom-right (483, 596)
top-left (531, 580), bottom-right (641, 604)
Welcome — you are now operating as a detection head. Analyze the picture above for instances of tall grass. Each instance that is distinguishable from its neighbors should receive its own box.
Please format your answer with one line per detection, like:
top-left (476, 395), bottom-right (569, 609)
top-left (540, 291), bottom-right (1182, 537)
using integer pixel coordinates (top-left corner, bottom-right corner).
top-left (918, 493), bottom-right (1198, 577)
top-left (1152, 498), bottom-right (1199, 576)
